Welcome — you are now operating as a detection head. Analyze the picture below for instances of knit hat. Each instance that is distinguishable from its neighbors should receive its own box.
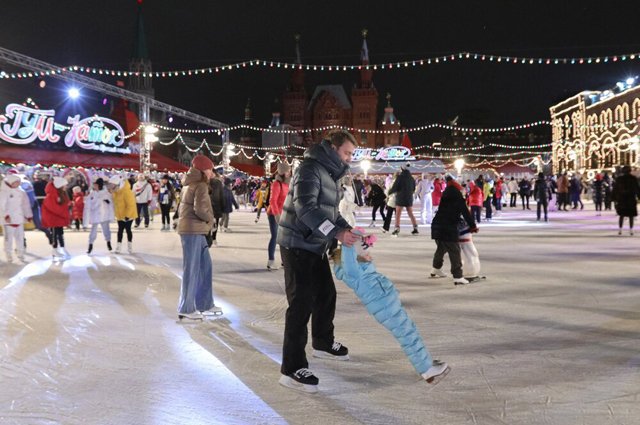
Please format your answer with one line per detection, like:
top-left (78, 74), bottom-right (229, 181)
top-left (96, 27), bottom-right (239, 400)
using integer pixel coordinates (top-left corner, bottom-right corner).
top-left (161, 174), bottom-right (170, 180)
top-left (108, 175), bottom-right (123, 186)
top-left (401, 162), bottom-right (411, 170)
top-left (53, 176), bottom-right (67, 189)
top-left (277, 162), bottom-right (291, 175)
top-left (95, 177), bottom-right (104, 190)
top-left (72, 186), bottom-right (82, 193)
top-left (4, 174), bottom-right (20, 185)
top-left (191, 155), bottom-right (214, 171)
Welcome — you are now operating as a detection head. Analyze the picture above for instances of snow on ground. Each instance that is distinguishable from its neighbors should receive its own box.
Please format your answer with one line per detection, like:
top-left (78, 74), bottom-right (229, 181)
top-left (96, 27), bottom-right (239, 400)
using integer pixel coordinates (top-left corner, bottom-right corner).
top-left (1, 203), bottom-right (639, 425)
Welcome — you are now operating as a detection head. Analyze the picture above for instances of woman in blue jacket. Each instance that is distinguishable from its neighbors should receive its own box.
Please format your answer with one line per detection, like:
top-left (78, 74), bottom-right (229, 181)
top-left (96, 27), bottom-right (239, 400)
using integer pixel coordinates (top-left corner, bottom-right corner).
top-left (332, 234), bottom-right (449, 384)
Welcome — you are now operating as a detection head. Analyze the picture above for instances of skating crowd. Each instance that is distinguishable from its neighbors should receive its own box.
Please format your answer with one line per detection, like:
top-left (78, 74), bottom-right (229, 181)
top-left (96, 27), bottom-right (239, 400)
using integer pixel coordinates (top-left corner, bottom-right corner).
top-left (1, 130), bottom-right (639, 394)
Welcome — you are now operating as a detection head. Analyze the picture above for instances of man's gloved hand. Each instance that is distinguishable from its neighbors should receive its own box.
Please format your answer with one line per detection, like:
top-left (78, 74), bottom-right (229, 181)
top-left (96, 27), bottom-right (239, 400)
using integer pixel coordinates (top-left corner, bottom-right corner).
top-left (470, 227), bottom-right (479, 233)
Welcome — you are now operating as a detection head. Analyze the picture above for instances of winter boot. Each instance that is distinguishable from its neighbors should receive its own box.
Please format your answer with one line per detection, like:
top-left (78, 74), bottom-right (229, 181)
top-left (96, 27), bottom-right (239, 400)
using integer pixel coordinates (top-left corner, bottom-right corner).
top-left (87, 244), bottom-right (93, 255)
top-left (127, 242), bottom-right (133, 254)
top-left (411, 226), bottom-right (419, 235)
top-left (115, 242), bottom-right (122, 254)
top-left (107, 241), bottom-right (112, 251)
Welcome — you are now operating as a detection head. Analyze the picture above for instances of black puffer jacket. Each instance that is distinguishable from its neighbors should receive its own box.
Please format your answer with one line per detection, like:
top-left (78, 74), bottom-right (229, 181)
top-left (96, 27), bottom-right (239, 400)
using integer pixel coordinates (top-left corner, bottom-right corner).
top-left (431, 182), bottom-right (476, 242)
top-left (612, 173), bottom-right (640, 217)
top-left (277, 140), bottom-right (352, 255)
top-left (389, 169), bottom-right (415, 207)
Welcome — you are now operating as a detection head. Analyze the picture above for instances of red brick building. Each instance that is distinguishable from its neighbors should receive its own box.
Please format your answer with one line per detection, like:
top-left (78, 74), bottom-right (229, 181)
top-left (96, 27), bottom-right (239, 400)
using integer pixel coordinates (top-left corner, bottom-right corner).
top-left (278, 31), bottom-right (401, 149)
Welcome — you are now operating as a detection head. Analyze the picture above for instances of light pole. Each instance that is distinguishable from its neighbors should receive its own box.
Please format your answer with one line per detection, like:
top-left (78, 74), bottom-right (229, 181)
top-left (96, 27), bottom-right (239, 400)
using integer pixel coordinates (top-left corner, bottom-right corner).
top-left (361, 159), bottom-right (371, 178)
top-left (142, 123), bottom-right (158, 174)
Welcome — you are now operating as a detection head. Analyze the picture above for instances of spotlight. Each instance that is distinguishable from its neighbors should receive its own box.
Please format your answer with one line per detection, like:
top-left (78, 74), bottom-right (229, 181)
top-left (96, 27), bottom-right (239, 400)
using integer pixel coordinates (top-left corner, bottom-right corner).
top-left (38, 79), bottom-right (46, 88)
top-left (626, 77), bottom-right (636, 86)
top-left (168, 116), bottom-right (174, 123)
top-left (102, 97), bottom-right (108, 105)
top-left (68, 87), bottom-right (81, 99)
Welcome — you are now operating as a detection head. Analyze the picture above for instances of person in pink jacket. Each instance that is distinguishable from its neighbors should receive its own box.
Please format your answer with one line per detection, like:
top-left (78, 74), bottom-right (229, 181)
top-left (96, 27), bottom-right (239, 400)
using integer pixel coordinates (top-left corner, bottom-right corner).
top-left (266, 163), bottom-right (291, 270)
top-left (467, 181), bottom-right (484, 223)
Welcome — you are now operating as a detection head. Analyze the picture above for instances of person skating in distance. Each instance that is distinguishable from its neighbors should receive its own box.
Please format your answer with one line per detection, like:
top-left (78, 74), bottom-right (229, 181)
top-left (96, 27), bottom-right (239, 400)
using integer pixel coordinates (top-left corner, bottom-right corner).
top-left (430, 176), bottom-right (478, 285)
top-left (332, 229), bottom-right (450, 384)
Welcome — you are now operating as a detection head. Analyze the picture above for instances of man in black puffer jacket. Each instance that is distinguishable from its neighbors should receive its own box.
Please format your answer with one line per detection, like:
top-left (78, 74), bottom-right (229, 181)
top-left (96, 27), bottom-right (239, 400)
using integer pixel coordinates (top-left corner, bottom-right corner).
top-left (277, 130), bottom-right (360, 394)
top-left (430, 176), bottom-right (478, 285)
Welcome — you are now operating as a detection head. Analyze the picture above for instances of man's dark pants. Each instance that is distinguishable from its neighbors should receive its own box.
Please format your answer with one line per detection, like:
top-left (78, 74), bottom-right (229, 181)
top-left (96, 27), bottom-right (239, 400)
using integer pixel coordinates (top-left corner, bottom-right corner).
top-left (280, 246), bottom-right (336, 376)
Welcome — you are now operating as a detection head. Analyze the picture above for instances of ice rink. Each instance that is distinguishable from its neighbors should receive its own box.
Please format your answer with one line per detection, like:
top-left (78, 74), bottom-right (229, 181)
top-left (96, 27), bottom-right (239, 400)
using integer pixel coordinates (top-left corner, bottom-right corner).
top-left (1, 204), bottom-right (639, 425)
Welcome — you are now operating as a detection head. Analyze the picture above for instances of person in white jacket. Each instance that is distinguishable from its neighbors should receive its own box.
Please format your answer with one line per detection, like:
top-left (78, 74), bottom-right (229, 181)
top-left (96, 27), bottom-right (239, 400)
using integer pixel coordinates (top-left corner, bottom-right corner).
top-left (0, 174), bottom-right (33, 262)
top-left (339, 175), bottom-right (357, 227)
top-left (84, 178), bottom-right (115, 254)
top-left (415, 173), bottom-right (434, 224)
top-left (132, 174), bottom-right (152, 228)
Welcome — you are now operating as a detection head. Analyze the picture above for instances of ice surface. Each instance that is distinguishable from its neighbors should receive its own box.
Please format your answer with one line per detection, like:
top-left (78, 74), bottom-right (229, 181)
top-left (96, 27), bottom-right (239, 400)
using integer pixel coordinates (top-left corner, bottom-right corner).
top-left (1, 205), bottom-right (639, 424)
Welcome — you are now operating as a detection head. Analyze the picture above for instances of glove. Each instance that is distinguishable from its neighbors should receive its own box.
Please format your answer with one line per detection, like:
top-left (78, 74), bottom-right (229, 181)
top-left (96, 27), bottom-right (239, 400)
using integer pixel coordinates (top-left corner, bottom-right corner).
top-left (5, 215), bottom-right (11, 223)
top-left (470, 227), bottom-right (479, 233)
top-left (124, 217), bottom-right (129, 221)
top-left (27, 217), bottom-right (33, 222)
top-left (147, 201), bottom-right (151, 205)
top-left (104, 199), bottom-right (111, 204)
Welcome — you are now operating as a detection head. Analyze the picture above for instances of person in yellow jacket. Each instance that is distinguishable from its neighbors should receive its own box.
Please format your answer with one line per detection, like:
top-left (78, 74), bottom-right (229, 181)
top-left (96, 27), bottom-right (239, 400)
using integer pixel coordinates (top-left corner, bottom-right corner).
top-left (254, 179), bottom-right (269, 223)
top-left (108, 175), bottom-right (138, 254)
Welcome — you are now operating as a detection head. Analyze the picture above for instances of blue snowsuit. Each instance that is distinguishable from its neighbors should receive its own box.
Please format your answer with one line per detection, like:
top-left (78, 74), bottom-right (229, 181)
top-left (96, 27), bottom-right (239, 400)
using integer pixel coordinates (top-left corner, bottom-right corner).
top-left (333, 245), bottom-right (434, 375)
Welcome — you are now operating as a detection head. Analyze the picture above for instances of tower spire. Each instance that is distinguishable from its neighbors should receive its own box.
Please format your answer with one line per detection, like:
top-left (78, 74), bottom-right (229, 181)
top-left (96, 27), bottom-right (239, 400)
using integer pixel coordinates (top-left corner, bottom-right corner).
top-left (133, 0), bottom-right (149, 60)
top-left (294, 34), bottom-right (301, 64)
top-left (360, 29), bottom-right (369, 64)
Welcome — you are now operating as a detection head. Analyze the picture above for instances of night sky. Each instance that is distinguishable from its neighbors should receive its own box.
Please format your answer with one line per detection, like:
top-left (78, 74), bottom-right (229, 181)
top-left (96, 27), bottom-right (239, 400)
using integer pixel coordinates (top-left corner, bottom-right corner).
top-left (1, 1), bottom-right (639, 146)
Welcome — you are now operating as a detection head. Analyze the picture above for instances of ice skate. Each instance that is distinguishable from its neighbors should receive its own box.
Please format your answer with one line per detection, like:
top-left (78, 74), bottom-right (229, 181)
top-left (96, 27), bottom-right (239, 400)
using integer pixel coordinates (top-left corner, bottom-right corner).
top-left (312, 341), bottom-right (349, 361)
top-left (114, 242), bottom-right (122, 254)
top-left (422, 360), bottom-right (450, 384)
top-left (278, 368), bottom-right (319, 394)
top-left (87, 244), bottom-right (93, 255)
top-left (466, 275), bottom-right (486, 283)
top-left (453, 277), bottom-right (470, 285)
top-left (368, 220), bottom-right (376, 228)
top-left (631, 229), bottom-right (634, 236)
top-left (51, 248), bottom-right (64, 262)
top-left (391, 228), bottom-right (400, 237)
top-left (411, 227), bottom-right (419, 235)
top-left (59, 248), bottom-right (71, 260)
top-left (200, 306), bottom-right (223, 317)
top-left (429, 268), bottom-right (447, 278)
top-left (178, 311), bottom-right (204, 322)
top-left (127, 242), bottom-right (133, 254)
top-left (267, 259), bottom-right (279, 271)
top-left (107, 241), bottom-right (112, 252)
top-left (618, 229), bottom-right (622, 236)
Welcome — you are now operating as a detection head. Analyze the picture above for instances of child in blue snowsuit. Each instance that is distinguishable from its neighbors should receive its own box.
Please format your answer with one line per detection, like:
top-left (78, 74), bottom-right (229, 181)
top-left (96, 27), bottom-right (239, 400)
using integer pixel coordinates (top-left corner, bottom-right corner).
top-left (332, 233), bottom-right (449, 383)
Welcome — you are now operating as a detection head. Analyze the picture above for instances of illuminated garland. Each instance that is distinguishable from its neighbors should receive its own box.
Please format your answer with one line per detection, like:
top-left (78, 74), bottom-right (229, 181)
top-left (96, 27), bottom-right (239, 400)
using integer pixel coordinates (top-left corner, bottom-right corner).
top-left (420, 142), bottom-right (553, 151)
top-left (3, 51), bottom-right (639, 80)
top-left (432, 150), bottom-right (551, 159)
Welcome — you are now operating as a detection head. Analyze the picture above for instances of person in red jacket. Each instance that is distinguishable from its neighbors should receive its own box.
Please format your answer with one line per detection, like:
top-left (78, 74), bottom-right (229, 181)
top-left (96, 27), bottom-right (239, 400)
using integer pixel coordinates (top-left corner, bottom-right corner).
top-left (71, 186), bottom-right (85, 231)
top-left (266, 162), bottom-right (291, 270)
top-left (431, 177), bottom-right (445, 212)
top-left (468, 181), bottom-right (484, 223)
top-left (42, 176), bottom-right (71, 260)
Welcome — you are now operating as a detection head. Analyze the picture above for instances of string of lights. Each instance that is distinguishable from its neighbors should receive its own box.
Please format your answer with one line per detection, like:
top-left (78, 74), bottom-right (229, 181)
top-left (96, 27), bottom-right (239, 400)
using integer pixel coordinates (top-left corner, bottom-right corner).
top-left (3, 50), bottom-right (639, 80)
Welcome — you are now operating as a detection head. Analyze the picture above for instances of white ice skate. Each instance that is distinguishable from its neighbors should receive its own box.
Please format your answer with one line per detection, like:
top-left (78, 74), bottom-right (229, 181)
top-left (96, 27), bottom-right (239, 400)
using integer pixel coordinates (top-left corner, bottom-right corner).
top-left (114, 243), bottom-right (122, 254)
top-left (267, 260), bottom-right (279, 271)
top-left (421, 360), bottom-right (450, 384)
top-left (453, 277), bottom-right (470, 285)
top-left (429, 268), bottom-right (447, 278)
top-left (178, 311), bottom-right (204, 322)
top-left (127, 242), bottom-right (133, 254)
top-left (200, 306), bottom-right (223, 317)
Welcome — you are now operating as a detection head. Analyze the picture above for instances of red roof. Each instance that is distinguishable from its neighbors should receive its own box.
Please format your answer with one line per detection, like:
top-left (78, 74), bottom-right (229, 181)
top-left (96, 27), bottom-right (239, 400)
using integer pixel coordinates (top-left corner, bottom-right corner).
top-left (0, 145), bottom-right (188, 171)
top-left (231, 162), bottom-right (265, 176)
